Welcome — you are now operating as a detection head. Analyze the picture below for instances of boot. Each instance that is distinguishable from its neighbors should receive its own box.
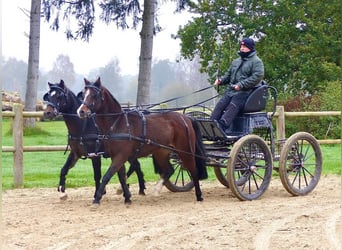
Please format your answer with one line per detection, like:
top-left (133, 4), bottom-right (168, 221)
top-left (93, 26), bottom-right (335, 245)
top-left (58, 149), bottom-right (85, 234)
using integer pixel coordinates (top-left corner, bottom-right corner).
top-left (219, 103), bottom-right (240, 130)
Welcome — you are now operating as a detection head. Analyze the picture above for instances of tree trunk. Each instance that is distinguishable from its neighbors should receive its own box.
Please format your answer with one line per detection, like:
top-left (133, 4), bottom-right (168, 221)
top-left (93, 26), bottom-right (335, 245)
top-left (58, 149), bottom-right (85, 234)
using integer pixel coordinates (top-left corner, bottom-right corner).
top-left (24, 0), bottom-right (41, 128)
top-left (136, 0), bottom-right (156, 106)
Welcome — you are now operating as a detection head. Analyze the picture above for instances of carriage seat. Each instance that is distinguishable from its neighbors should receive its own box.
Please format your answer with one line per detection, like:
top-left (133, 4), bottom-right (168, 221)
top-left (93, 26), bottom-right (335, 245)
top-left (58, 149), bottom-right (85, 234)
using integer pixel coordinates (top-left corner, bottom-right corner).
top-left (225, 81), bottom-right (271, 137)
top-left (241, 81), bottom-right (268, 113)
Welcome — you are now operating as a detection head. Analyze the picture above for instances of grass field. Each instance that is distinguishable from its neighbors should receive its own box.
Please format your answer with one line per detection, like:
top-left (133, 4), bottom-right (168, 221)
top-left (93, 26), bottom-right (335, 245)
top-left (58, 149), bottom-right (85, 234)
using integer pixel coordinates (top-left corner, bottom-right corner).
top-left (2, 118), bottom-right (341, 190)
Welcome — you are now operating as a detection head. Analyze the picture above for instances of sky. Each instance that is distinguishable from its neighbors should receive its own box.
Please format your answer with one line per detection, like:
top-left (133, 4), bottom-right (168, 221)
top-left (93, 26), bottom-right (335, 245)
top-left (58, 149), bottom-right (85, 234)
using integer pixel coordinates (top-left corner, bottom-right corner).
top-left (2, 0), bottom-right (192, 75)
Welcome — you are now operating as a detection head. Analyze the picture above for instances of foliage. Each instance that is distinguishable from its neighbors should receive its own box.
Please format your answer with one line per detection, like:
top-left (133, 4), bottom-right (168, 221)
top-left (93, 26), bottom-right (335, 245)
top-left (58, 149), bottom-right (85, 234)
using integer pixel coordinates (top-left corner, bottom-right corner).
top-left (46, 54), bottom-right (76, 89)
top-left (41, 0), bottom-right (193, 105)
top-left (1, 57), bottom-right (28, 97)
top-left (87, 58), bottom-right (123, 98)
top-left (2, 55), bottom-right (211, 105)
top-left (278, 80), bottom-right (341, 139)
top-left (177, 0), bottom-right (342, 95)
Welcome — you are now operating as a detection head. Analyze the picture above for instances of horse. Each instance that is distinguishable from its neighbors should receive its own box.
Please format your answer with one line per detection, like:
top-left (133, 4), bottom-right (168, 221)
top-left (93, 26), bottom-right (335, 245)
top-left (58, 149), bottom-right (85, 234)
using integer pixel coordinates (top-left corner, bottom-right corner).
top-left (43, 80), bottom-right (147, 201)
top-left (77, 77), bottom-right (208, 204)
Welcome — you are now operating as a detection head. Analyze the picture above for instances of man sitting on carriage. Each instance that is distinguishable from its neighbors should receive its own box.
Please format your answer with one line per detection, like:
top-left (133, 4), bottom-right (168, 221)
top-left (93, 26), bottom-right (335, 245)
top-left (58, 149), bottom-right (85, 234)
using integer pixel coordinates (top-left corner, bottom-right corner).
top-left (211, 38), bottom-right (265, 131)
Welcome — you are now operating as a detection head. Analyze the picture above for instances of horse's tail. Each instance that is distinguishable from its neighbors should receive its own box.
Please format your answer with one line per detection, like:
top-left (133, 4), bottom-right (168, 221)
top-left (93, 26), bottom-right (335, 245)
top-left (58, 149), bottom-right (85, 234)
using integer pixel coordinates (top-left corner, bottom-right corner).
top-left (191, 119), bottom-right (208, 180)
top-left (152, 156), bottom-right (161, 174)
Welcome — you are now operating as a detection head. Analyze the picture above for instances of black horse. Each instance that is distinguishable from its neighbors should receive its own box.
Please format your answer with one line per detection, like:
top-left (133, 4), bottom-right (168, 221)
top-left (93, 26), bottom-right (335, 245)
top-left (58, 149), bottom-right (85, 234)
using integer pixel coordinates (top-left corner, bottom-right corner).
top-left (43, 80), bottom-right (147, 200)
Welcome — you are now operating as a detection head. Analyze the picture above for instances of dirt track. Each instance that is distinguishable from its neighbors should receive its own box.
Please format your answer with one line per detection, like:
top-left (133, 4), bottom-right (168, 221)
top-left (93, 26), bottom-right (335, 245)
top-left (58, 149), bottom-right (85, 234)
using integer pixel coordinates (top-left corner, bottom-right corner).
top-left (2, 175), bottom-right (341, 249)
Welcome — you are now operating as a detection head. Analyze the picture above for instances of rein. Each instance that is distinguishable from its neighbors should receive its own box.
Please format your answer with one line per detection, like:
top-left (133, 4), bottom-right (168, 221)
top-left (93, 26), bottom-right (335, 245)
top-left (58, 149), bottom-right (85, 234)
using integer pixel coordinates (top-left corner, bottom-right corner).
top-left (99, 132), bottom-right (206, 159)
top-left (130, 85), bottom-right (216, 110)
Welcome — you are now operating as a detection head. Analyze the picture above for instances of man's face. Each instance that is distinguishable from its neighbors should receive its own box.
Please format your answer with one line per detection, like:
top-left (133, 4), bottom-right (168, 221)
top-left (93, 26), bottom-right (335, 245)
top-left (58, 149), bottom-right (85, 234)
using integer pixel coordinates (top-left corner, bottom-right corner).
top-left (240, 44), bottom-right (251, 52)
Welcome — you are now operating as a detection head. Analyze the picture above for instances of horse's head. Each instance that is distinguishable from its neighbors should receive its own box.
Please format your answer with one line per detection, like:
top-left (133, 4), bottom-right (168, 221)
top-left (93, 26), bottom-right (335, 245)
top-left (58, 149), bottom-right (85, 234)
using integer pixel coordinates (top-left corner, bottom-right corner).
top-left (43, 80), bottom-right (69, 119)
top-left (77, 77), bottom-right (104, 119)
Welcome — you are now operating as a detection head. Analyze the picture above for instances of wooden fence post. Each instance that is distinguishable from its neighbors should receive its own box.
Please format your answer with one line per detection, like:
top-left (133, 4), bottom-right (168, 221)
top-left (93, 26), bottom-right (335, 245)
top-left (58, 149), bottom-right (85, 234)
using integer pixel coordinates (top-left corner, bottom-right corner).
top-left (276, 105), bottom-right (286, 147)
top-left (13, 104), bottom-right (24, 188)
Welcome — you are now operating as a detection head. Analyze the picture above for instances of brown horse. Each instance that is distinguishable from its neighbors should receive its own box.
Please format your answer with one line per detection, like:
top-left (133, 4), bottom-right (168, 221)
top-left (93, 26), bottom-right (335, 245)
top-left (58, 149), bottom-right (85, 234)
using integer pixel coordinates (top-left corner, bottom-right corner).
top-left (77, 77), bottom-right (208, 204)
top-left (43, 80), bottom-right (147, 203)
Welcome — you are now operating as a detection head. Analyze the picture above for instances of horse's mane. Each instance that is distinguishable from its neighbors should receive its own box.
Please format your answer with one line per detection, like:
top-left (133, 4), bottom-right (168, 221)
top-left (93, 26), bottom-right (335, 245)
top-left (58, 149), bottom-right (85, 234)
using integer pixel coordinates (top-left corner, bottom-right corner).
top-left (64, 87), bottom-right (82, 108)
top-left (101, 85), bottom-right (123, 112)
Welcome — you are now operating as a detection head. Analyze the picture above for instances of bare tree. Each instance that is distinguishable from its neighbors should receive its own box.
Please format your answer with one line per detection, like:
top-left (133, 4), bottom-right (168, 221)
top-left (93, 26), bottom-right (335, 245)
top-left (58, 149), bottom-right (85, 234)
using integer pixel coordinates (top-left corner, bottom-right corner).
top-left (136, 0), bottom-right (155, 105)
top-left (47, 54), bottom-right (76, 88)
top-left (24, 0), bottom-right (41, 127)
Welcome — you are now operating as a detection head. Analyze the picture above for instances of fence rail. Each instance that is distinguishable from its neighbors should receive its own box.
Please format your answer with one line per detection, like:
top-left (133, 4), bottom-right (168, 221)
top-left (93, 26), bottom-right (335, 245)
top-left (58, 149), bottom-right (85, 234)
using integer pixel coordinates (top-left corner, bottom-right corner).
top-left (2, 104), bottom-right (341, 188)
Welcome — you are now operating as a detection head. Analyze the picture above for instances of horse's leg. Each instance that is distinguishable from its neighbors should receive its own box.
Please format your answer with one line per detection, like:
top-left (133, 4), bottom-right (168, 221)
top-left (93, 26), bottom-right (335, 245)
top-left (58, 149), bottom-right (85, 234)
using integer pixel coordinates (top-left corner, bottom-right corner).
top-left (58, 152), bottom-right (78, 200)
top-left (94, 162), bottom-right (129, 205)
top-left (91, 156), bottom-right (106, 199)
top-left (117, 165), bottom-right (132, 204)
top-left (193, 178), bottom-right (203, 202)
top-left (151, 153), bottom-right (174, 195)
top-left (181, 155), bottom-right (204, 202)
top-left (127, 158), bottom-right (146, 195)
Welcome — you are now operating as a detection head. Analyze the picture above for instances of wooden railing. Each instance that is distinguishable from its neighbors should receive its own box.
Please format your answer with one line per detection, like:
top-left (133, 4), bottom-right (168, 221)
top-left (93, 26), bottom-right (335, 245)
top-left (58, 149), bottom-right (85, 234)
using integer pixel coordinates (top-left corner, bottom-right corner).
top-left (2, 104), bottom-right (341, 188)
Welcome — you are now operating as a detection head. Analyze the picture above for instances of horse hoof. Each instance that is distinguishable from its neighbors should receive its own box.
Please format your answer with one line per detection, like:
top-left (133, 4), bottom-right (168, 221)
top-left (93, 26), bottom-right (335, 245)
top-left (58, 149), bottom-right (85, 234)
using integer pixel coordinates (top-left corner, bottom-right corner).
top-left (125, 200), bottom-right (132, 207)
top-left (58, 185), bottom-right (65, 193)
top-left (92, 198), bottom-right (100, 205)
top-left (59, 192), bottom-right (68, 200)
top-left (90, 203), bottom-right (100, 211)
top-left (197, 197), bottom-right (204, 202)
top-left (116, 188), bottom-right (123, 195)
top-left (139, 191), bottom-right (146, 196)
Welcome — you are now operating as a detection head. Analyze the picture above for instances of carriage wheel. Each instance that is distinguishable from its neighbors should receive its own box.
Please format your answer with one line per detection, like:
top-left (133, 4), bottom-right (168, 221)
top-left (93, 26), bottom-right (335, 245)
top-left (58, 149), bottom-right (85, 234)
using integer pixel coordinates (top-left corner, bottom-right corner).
top-left (213, 166), bottom-right (229, 188)
top-left (163, 152), bottom-right (194, 192)
top-left (279, 132), bottom-right (322, 196)
top-left (227, 135), bottom-right (273, 201)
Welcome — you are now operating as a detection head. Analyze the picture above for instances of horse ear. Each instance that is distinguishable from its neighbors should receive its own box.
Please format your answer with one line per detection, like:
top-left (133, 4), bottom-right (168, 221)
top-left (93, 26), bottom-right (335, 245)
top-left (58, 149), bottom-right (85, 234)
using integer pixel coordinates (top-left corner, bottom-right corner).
top-left (48, 82), bottom-right (52, 88)
top-left (95, 77), bottom-right (101, 87)
top-left (77, 91), bottom-right (83, 101)
top-left (84, 78), bottom-right (90, 85)
top-left (60, 80), bottom-right (65, 87)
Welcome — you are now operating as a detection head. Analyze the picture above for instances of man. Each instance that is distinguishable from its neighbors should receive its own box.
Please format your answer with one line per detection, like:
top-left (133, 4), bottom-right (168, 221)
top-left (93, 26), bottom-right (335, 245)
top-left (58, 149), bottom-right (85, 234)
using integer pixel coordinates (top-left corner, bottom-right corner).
top-left (211, 37), bottom-right (264, 131)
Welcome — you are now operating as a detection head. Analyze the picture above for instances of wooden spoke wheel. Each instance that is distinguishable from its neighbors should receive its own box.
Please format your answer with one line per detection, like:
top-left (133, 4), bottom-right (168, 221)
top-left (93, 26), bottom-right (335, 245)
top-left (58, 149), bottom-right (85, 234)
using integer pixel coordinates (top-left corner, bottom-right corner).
top-left (279, 132), bottom-right (322, 196)
top-left (227, 135), bottom-right (273, 201)
top-left (163, 152), bottom-right (194, 192)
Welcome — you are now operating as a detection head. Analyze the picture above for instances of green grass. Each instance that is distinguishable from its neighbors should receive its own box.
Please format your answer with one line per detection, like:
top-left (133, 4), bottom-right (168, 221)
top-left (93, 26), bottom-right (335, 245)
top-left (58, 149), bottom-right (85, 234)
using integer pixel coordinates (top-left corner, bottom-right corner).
top-left (1, 119), bottom-right (341, 190)
top-left (320, 144), bottom-right (341, 175)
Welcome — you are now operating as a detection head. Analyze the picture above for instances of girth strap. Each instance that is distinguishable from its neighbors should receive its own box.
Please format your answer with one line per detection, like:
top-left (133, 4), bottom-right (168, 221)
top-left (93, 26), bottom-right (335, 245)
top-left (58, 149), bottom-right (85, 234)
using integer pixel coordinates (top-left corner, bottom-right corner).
top-left (128, 110), bottom-right (147, 160)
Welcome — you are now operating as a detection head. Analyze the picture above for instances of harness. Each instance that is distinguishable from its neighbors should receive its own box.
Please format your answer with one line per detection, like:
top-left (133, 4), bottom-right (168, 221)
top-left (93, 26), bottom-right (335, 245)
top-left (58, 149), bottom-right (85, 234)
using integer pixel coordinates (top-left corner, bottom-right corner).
top-left (44, 85), bottom-right (106, 159)
top-left (68, 116), bottom-right (105, 159)
top-left (94, 109), bottom-right (197, 158)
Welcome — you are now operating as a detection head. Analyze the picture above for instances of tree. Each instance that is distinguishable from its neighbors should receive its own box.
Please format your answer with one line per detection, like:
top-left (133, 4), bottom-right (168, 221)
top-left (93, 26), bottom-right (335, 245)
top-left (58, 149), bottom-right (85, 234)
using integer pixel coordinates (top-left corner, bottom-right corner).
top-left (42, 0), bottom-right (191, 105)
top-left (151, 59), bottom-right (176, 102)
top-left (88, 58), bottom-right (123, 99)
top-left (47, 54), bottom-right (76, 89)
top-left (2, 58), bottom-right (28, 97)
top-left (25, 0), bottom-right (42, 127)
top-left (177, 0), bottom-right (342, 95)
top-left (135, 0), bottom-right (155, 105)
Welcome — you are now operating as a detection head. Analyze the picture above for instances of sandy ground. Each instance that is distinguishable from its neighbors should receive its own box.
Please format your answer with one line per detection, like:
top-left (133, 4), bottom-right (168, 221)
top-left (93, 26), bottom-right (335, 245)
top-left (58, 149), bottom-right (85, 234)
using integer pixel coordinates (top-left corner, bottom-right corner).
top-left (2, 175), bottom-right (341, 250)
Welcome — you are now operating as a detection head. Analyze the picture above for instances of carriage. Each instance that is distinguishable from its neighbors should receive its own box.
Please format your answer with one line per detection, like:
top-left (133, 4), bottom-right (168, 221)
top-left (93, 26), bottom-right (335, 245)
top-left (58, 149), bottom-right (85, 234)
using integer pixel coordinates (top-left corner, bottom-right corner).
top-left (44, 78), bottom-right (322, 204)
top-left (162, 82), bottom-right (322, 201)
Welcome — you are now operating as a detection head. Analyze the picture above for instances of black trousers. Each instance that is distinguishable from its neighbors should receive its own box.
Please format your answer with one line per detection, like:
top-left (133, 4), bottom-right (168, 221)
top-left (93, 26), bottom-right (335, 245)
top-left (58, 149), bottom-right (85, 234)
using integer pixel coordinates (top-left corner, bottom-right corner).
top-left (211, 92), bottom-right (249, 128)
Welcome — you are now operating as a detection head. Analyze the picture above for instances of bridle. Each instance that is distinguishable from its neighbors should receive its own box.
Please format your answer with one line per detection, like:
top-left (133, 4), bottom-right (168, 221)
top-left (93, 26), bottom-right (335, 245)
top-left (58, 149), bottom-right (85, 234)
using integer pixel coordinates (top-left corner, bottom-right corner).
top-left (43, 85), bottom-right (69, 114)
top-left (81, 84), bottom-right (103, 112)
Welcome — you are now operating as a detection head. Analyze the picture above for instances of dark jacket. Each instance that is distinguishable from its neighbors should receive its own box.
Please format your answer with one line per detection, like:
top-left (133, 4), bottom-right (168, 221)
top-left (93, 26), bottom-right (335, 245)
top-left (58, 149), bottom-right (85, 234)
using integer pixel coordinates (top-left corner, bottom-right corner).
top-left (220, 51), bottom-right (264, 96)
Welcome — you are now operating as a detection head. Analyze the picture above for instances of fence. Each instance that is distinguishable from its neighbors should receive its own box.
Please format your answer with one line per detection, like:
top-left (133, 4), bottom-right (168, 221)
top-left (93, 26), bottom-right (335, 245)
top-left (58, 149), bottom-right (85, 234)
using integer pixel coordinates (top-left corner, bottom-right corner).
top-left (2, 103), bottom-right (341, 188)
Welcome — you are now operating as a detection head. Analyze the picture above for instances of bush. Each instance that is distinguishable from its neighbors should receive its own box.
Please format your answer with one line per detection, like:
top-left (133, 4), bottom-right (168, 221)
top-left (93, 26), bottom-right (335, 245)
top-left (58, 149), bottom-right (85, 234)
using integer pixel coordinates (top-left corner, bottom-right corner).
top-left (278, 81), bottom-right (341, 139)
